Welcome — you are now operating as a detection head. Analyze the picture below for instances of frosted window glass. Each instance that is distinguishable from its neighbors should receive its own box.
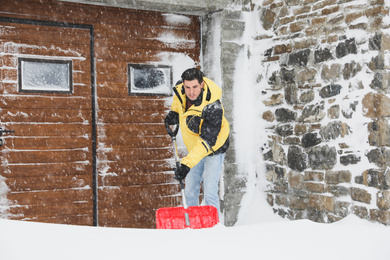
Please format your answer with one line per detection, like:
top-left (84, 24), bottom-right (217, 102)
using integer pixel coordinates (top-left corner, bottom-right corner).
top-left (128, 64), bottom-right (172, 96)
top-left (19, 58), bottom-right (72, 93)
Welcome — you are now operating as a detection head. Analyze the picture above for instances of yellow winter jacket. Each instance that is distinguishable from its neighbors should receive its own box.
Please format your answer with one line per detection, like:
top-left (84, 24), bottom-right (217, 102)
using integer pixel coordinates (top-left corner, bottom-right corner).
top-left (171, 77), bottom-right (230, 168)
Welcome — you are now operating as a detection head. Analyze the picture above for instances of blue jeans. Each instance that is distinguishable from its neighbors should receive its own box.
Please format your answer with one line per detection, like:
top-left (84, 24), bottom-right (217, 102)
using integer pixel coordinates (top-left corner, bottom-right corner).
top-left (184, 153), bottom-right (225, 213)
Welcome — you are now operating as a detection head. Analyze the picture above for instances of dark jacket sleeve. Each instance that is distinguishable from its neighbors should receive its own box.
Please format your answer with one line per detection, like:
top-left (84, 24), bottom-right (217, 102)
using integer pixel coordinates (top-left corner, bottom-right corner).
top-left (200, 100), bottom-right (223, 148)
top-left (165, 110), bottom-right (179, 125)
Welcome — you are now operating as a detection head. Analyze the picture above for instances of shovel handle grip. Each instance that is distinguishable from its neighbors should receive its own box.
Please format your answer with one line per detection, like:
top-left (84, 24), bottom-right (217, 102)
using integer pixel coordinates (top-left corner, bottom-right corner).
top-left (165, 122), bottom-right (179, 138)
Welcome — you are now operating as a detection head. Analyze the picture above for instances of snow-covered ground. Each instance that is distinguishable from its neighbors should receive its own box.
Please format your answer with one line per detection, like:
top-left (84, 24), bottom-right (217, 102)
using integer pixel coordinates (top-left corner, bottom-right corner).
top-left (1, 214), bottom-right (389, 260)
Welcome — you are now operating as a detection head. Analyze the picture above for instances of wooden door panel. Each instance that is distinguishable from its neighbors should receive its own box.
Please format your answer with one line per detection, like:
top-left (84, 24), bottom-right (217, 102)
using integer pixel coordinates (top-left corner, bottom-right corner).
top-left (0, 22), bottom-right (93, 226)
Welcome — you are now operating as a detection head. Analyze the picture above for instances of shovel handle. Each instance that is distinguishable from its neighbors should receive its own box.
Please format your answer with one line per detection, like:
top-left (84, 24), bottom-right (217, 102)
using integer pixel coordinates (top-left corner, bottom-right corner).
top-left (166, 121), bottom-right (189, 225)
top-left (180, 179), bottom-right (190, 226)
top-left (179, 178), bottom-right (185, 191)
top-left (165, 122), bottom-right (179, 138)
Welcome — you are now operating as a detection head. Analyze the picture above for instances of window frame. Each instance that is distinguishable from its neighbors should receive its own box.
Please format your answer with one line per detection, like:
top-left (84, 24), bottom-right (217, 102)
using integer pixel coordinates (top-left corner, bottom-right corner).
top-left (127, 63), bottom-right (173, 96)
top-left (18, 57), bottom-right (73, 94)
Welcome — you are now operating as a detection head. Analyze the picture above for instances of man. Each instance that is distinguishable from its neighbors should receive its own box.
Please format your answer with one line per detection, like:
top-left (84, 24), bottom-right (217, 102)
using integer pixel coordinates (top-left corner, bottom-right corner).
top-left (165, 68), bottom-right (230, 213)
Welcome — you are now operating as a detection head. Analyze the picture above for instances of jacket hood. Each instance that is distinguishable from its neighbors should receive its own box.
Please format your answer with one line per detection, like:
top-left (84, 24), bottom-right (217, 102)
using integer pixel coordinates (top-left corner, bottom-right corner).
top-left (173, 77), bottom-right (222, 106)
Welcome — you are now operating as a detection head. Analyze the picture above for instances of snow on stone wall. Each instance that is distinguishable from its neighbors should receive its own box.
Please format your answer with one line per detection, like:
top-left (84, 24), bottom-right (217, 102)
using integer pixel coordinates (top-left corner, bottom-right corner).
top-left (244, 0), bottom-right (390, 225)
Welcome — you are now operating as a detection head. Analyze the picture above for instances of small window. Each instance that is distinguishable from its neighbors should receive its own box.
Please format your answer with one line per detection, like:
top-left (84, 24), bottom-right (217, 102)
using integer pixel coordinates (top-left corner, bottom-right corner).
top-left (18, 58), bottom-right (73, 94)
top-left (128, 64), bottom-right (172, 96)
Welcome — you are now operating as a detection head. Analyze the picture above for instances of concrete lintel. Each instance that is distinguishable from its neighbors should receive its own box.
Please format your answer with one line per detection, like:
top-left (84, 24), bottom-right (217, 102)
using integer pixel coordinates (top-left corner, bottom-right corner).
top-left (56, 0), bottom-right (233, 15)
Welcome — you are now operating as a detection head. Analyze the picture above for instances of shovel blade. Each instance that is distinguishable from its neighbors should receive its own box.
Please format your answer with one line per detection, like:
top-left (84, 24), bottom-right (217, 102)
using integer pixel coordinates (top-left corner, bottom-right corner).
top-left (156, 205), bottom-right (219, 229)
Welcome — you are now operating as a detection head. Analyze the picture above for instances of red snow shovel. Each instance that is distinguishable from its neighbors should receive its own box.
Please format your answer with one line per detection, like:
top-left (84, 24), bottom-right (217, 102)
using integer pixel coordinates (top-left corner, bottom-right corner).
top-left (156, 122), bottom-right (219, 229)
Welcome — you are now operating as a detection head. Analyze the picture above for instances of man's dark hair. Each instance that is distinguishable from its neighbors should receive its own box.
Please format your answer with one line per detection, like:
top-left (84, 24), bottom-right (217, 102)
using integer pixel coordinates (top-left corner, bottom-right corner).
top-left (181, 68), bottom-right (204, 84)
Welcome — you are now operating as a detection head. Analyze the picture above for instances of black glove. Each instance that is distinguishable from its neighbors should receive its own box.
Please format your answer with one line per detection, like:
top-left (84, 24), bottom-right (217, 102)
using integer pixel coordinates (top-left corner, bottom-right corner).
top-left (174, 163), bottom-right (190, 180)
top-left (165, 111), bottom-right (179, 125)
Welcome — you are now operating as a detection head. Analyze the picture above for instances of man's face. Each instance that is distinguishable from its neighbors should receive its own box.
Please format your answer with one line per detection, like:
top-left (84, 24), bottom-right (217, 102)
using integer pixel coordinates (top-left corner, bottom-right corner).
top-left (184, 79), bottom-right (204, 101)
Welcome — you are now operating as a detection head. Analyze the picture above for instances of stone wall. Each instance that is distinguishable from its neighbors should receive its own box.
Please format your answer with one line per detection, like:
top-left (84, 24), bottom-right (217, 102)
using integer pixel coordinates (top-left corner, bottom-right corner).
top-left (257, 0), bottom-right (390, 224)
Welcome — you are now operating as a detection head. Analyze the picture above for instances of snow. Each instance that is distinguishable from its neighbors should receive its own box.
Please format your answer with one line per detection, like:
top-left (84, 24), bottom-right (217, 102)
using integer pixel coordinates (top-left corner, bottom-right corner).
top-left (162, 13), bottom-right (192, 26)
top-left (156, 32), bottom-right (196, 49)
top-left (0, 176), bottom-right (10, 216)
top-left (231, 10), bottom-right (278, 224)
top-left (1, 215), bottom-right (389, 260)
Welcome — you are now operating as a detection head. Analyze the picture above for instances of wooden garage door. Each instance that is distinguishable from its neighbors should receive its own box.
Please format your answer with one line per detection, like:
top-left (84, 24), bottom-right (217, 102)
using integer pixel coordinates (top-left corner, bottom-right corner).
top-left (93, 10), bottom-right (192, 228)
top-left (0, 0), bottom-right (201, 229)
top-left (0, 20), bottom-right (94, 225)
